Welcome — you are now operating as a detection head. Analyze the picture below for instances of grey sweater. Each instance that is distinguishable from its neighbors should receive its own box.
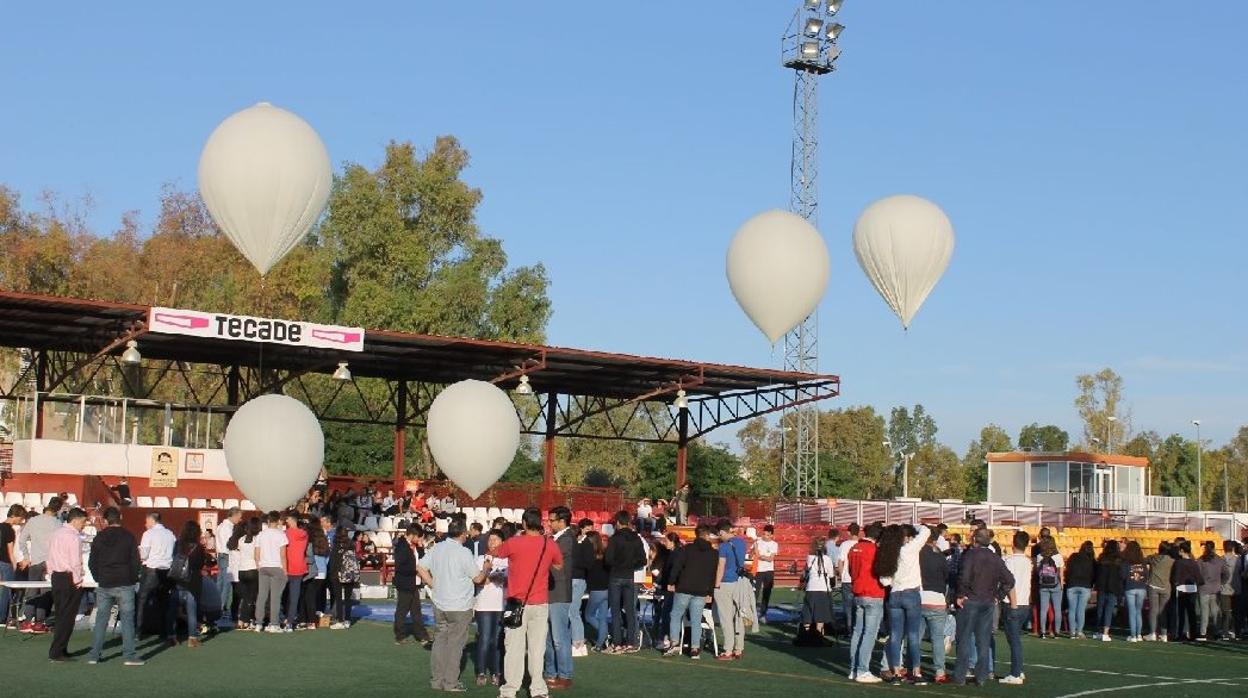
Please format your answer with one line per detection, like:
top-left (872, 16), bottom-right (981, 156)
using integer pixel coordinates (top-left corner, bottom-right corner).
top-left (15, 513), bottom-right (60, 565)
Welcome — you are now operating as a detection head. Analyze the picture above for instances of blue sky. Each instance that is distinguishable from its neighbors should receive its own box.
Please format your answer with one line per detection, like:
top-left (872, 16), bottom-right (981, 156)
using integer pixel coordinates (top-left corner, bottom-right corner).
top-left (2, 1), bottom-right (1245, 451)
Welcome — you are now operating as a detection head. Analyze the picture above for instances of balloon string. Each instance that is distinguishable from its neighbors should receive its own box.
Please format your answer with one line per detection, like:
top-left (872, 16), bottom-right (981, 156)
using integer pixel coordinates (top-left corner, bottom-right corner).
top-left (258, 276), bottom-right (267, 393)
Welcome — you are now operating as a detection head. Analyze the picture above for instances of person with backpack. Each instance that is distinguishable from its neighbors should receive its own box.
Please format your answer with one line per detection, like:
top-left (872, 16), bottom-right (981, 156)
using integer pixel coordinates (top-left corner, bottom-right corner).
top-left (171, 520), bottom-right (207, 647)
top-left (327, 526), bottom-right (359, 630)
top-left (1034, 537), bottom-right (1063, 638)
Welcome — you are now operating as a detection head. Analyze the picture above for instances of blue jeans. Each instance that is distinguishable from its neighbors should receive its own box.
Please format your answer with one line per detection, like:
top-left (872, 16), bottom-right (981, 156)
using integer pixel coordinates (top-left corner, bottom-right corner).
top-left (1097, 592), bottom-right (1118, 632)
top-left (887, 589), bottom-right (922, 672)
top-left (285, 576), bottom-right (303, 628)
top-left (570, 579), bottom-right (587, 645)
top-left (1124, 588), bottom-right (1146, 637)
top-left (1038, 586), bottom-right (1062, 635)
top-left (608, 577), bottom-right (638, 647)
top-left (1067, 586), bottom-right (1091, 635)
top-left (475, 611), bottom-right (501, 677)
top-left (669, 592), bottom-right (708, 651)
top-left (544, 601), bottom-right (573, 679)
top-left (178, 589), bottom-right (200, 639)
top-left (921, 607), bottom-right (948, 675)
top-left (841, 582), bottom-right (856, 635)
top-left (849, 596), bottom-right (884, 677)
top-left (586, 590), bottom-right (609, 649)
top-left (91, 585), bottom-right (139, 662)
top-left (953, 601), bottom-right (995, 684)
top-left (1003, 606), bottom-right (1029, 678)
top-left (216, 553), bottom-right (232, 619)
top-left (0, 561), bottom-right (13, 624)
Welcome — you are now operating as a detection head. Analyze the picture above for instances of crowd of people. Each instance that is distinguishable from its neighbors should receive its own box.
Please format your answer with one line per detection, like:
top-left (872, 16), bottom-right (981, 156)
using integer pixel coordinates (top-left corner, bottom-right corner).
top-left (3, 489), bottom-right (1248, 694)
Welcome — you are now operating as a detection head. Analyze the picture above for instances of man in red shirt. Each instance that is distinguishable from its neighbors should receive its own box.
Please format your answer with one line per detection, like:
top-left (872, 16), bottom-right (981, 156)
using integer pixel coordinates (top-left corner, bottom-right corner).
top-left (493, 508), bottom-right (564, 698)
top-left (847, 522), bottom-right (886, 684)
top-left (284, 513), bottom-right (309, 631)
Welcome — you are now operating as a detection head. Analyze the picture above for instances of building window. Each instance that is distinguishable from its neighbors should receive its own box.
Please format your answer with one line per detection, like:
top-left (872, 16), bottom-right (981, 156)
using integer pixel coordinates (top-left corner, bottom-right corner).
top-left (1030, 462), bottom-right (1067, 493)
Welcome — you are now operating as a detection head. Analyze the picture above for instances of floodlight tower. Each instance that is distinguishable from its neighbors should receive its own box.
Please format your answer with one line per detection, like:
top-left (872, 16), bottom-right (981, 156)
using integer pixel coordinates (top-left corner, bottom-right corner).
top-left (779, 0), bottom-right (844, 500)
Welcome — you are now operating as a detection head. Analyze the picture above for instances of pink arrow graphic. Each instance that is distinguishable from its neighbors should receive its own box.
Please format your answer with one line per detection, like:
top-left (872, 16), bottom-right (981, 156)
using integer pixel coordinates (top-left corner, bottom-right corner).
top-left (311, 329), bottom-right (362, 344)
top-left (154, 312), bottom-right (210, 329)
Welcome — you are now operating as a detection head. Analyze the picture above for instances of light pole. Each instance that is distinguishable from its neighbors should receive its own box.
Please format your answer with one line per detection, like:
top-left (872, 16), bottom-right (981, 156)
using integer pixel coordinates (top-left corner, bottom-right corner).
top-left (1090, 437), bottom-right (1102, 452)
top-left (1106, 416), bottom-right (1117, 454)
top-left (902, 452), bottom-right (915, 498)
top-left (1192, 419), bottom-right (1202, 510)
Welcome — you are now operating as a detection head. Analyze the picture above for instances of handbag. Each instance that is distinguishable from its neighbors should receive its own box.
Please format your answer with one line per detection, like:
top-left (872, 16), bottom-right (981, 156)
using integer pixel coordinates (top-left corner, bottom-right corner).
top-left (502, 537), bottom-right (548, 630)
top-left (169, 545), bottom-right (194, 584)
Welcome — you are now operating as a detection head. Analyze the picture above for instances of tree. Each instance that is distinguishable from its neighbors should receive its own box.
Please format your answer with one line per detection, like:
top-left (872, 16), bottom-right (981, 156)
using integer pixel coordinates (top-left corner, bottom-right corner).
top-left (1074, 368), bottom-right (1128, 450)
top-left (909, 443), bottom-right (965, 500)
top-left (737, 417), bottom-right (780, 495)
top-left (963, 424), bottom-right (1014, 502)
top-left (1151, 434), bottom-right (1198, 503)
top-left (819, 406), bottom-right (895, 499)
top-left (1017, 423), bottom-right (1070, 452)
top-left (1120, 430), bottom-right (1161, 460)
top-left (887, 404), bottom-right (938, 456)
top-left (633, 441), bottom-right (748, 500)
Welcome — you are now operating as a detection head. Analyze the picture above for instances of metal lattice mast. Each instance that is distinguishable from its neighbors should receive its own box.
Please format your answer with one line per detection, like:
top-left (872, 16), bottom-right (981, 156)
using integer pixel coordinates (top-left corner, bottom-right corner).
top-left (779, 1), bottom-right (843, 500)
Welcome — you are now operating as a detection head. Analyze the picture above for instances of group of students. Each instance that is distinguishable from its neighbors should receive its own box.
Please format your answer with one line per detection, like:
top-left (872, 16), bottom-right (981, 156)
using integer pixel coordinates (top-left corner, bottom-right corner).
top-left (797, 519), bottom-right (1248, 688)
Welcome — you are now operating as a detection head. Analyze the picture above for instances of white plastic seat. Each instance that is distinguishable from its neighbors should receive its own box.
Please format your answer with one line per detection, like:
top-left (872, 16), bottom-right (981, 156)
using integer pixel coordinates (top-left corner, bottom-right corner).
top-left (240, 500), bottom-right (256, 511)
top-left (485, 507), bottom-right (501, 522)
top-left (42, 493), bottom-right (59, 507)
top-left (745, 527), bottom-right (758, 540)
top-left (66, 494), bottom-right (79, 506)
top-left (434, 517), bottom-right (449, 534)
top-left (153, 497), bottom-right (172, 508)
top-left (172, 497), bottom-right (190, 508)
top-left (501, 508), bottom-right (517, 521)
top-left (223, 499), bottom-right (240, 509)
top-left (189, 498), bottom-right (208, 509)
top-left (23, 493), bottom-right (43, 509)
top-left (380, 516), bottom-right (396, 531)
top-left (209, 498), bottom-right (225, 509)
top-left (364, 515), bottom-right (380, 531)
top-left (675, 608), bottom-right (719, 656)
top-left (135, 496), bottom-right (154, 508)
top-left (3, 491), bottom-right (23, 506)
top-left (373, 531), bottom-right (393, 550)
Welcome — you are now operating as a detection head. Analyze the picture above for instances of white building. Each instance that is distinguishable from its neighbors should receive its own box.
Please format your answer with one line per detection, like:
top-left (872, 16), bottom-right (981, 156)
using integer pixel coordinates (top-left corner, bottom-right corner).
top-left (986, 451), bottom-right (1186, 514)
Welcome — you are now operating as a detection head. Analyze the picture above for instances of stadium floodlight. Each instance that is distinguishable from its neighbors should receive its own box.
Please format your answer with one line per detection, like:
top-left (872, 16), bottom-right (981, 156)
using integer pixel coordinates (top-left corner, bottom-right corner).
top-left (804, 18), bottom-right (824, 36)
top-left (826, 22), bottom-right (844, 39)
top-left (801, 41), bottom-right (819, 57)
top-left (827, 0), bottom-right (844, 15)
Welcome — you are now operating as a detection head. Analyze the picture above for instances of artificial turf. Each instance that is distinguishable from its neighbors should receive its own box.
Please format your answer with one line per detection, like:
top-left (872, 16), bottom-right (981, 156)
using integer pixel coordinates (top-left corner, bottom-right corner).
top-left (4, 596), bottom-right (1247, 697)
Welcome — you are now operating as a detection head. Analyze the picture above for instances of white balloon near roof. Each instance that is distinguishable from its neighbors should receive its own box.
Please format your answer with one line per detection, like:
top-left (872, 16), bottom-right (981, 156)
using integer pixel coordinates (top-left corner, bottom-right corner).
top-left (852, 194), bottom-right (955, 329)
top-left (427, 379), bottom-right (520, 499)
top-left (726, 209), bottom-right (831, 343)
top-left (198, 102), bottom-right (332, 275)
top-left (223, 394), bottom-right (324, 512)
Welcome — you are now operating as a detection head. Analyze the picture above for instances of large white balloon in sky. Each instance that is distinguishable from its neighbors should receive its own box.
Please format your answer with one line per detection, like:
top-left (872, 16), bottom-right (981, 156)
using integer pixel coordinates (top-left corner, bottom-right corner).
top-left (198, 102), bottom-right (332, 276)
top-left (726, 209), bottom-right (831, 343)
top-left (223, 394), bottom-right (324, 512)
top-left (852, 195), bottom-right (955, 329)
top-left (427, 380), bottom-right (521, 499)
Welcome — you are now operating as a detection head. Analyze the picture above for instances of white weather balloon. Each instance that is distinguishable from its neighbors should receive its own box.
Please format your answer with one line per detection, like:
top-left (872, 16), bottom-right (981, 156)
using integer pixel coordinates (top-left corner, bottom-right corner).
top-left (427, 380), bottom-right (521, 499)
top-left (198, 102), bottom-right (332, 276)
top-left (223, 394), bottom-right (324, 512)
top-left (852, 195), bottom-right (955, 329)
top-left (726, 209), bottom-right (830, 343)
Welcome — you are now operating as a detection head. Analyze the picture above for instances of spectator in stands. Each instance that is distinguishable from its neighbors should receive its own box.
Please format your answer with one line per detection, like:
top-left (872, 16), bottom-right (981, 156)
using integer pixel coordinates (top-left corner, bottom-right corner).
top-left (653, 499), bottom-right (669, 532)
top-left (229, 518), bottom-right (260, 630)
top-left (1171, 541), bottom-right (1201, 642)
top-left (847, 521), bottom-right (885, 683)
top-left (672, 484), bottom-right (690, 525)
top-left (636, 498), bottom-right (654, 534)
top-left (879, 523), bottom-right (931, 685)
top-left (605, 510), bottom-right (646, 653)
top-left (87, 506), bottom-right (142, 665)
top-left (919, 528), bottom-right (950, 684)
top-left (800, 535), bottom-right (836, 641)
top-left (1001, 530), bottom-right (1033, 685)
top-left (569, 518), bottom-right (594, 657)
top-left (356, 531), bottom-right (382, 569)
top-left (255, 512), bottom-right (288, 633)
top-left (15, 496), bottom-right (61, 634)
top-left (392, 523), bottom-right (430, 646)
top-left (303, 520), bottom-right (330, 630)
top-left (1145, 541), bottom-right (1173, 641)
top-left (1196, 540), bottom-right (1227, 641)
top-left (136, 511), bottom-right (177, 638)
top-left (1120, 541), bottom-right (1148, 642)
top-left (46, 507), bottom-right (87, 662)
top-left (544, 506), bottom-right (577, 689)
top-left (754, 525), bottom-right (779, 623)
top-left (663, 524), bottom-right (718, 659)
top-left (112, 478), bottom-right (132, 506)
top-left (1064, 541), bottom-right (1095, 639)
top-left (1034, 537), bottom-right (1063, 638)
top-left (1219, 541), bottom-right (1241, 639)
top-left (173, 520), bottom-right (206, 647)
top-left (838, 522), bottom-right (860, 637)
top-left (0, 504), bottom-right (23, 629)
top-left (713, 518), bottom-right (753, 661)
top-left (952, 527), bottom-right (1014, 686)
top-left (494, 508), bottom-right (563, 698)
top-left (328, 527), bottom-right (359, 629)
top-left (475, 529), bottom-right (508, 686)
top-left (214, 507), bottom-right (242, 626)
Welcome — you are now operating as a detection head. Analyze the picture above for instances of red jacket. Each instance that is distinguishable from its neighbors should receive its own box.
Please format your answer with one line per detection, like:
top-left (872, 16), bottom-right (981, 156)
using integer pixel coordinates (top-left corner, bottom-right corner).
top-left (848, 539), bottom-right (885, 599)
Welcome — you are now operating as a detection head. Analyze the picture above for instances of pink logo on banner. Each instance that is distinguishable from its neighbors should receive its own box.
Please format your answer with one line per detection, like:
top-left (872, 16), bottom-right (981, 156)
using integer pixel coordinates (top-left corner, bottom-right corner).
top-left (310, 328), bottom-right (362, 344)
top-left (153, 312), bottom-right (210, 329)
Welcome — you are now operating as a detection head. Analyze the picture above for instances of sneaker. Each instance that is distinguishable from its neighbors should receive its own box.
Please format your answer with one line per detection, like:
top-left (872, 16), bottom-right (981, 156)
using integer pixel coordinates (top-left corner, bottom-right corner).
top-left (1101, 633), bottom-right (1112, 642)
top-left (934, 674), bottom-right (950, 684)
top-left (330, 622), bottom-right (348, 630)
top-left (1144, 633), bottom-right (1156, 641)
top-left (265, 625), bottom-right (284, 634)
top-left (1000, 675), bottom-right (1025, 685)
top-left (87, 658), bottom-right (99, 665)
top-left (32, 622), bottom-right (49, 635)
top-left (1126, 636), bottom-right (1138, 643)
top-left (663, 646), bottom-right (683, 657)
top-left (281, 625), bottom-right (294, 634)
top-left (855, 674), bottom-right (883, 684)
top-left (716, 653), bottom-right (735, 661)
top-left (1159, 635), bottom-right (1168, 643)
top-left (124, 660), bottom-right (146, 667)
top-left (689, 649), bottom-right (701, 660)
top-left (622, 645), bottom-right (640, 654)
top-left (19, 621), bottom-right (33, 634)
top-left (908, 673), bottom-right (929, 686)
top-left (252, 625), bottom-right (263, 633)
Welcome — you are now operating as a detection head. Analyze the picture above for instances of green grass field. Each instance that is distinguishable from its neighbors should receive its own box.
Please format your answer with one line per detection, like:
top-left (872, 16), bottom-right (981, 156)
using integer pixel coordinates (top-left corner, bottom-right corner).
top-left (5, 594), bottom-right (1247, 697)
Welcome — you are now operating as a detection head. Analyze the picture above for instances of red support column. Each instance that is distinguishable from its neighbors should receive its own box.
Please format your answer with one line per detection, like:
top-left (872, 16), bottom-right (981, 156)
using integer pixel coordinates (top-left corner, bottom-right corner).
top-left (676, 406), bottom-right (689, 489)
top-left (34, 351), bottom-right (48, 439)
top-left (543, 392), bottom-right (558, 494)
top-left (393, 380), bottom-right (408, 493)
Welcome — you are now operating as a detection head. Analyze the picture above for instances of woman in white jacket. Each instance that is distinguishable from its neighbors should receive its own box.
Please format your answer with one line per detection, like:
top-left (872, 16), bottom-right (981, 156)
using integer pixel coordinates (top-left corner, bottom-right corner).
top-left (874, 523), bottom-right (930, 685)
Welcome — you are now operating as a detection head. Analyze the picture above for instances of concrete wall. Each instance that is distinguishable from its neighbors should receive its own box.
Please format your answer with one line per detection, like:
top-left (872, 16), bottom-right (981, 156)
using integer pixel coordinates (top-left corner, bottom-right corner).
top-left (988, 461), bottom-right (1026, 504)
top-left (12, 439), bottom-right (231, 481)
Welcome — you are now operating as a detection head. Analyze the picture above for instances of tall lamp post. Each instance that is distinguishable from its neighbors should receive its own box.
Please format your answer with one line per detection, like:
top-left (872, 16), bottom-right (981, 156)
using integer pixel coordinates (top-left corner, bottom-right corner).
top-left (1106, 415), bottom-right (1117, 454)
top-left (1192, 419), bottom-right (1202, 510)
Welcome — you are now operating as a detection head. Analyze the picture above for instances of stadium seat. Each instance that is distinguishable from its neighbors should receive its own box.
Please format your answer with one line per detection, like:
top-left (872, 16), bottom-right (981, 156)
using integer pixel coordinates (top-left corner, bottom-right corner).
top-left (42, 493), bottom-right (59, 507)
top-left (189, 498), bottom-right (208, 509)
top-left (435, 517), bottom-right (449, 534)
top-left (223, 499), bottom-right (240, 509)
top-left (135, 496), bottom-right (154, 508)
top-left (172, 497), bottom-right (190, 508)
top-left (209, 498), bottom-right (225, 509)
top-left (364, 516), bottom-right (380, 531)
top-left (380, 516), bottom-right (396, 532)
top-left (487, 507), bottom-right (502, 522)
top-left (153, 497), bottom-right (171, 508)
top-left (472, 507), bottom-right (489, 522)
top-left (3, 491), bottom-right (23, 506)
top-left (240, 500), bottom-right (256, 511)
top-left (65, 494), bottom-right (79, 506)
top-left (373, 531), bottom-right (393, 550)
